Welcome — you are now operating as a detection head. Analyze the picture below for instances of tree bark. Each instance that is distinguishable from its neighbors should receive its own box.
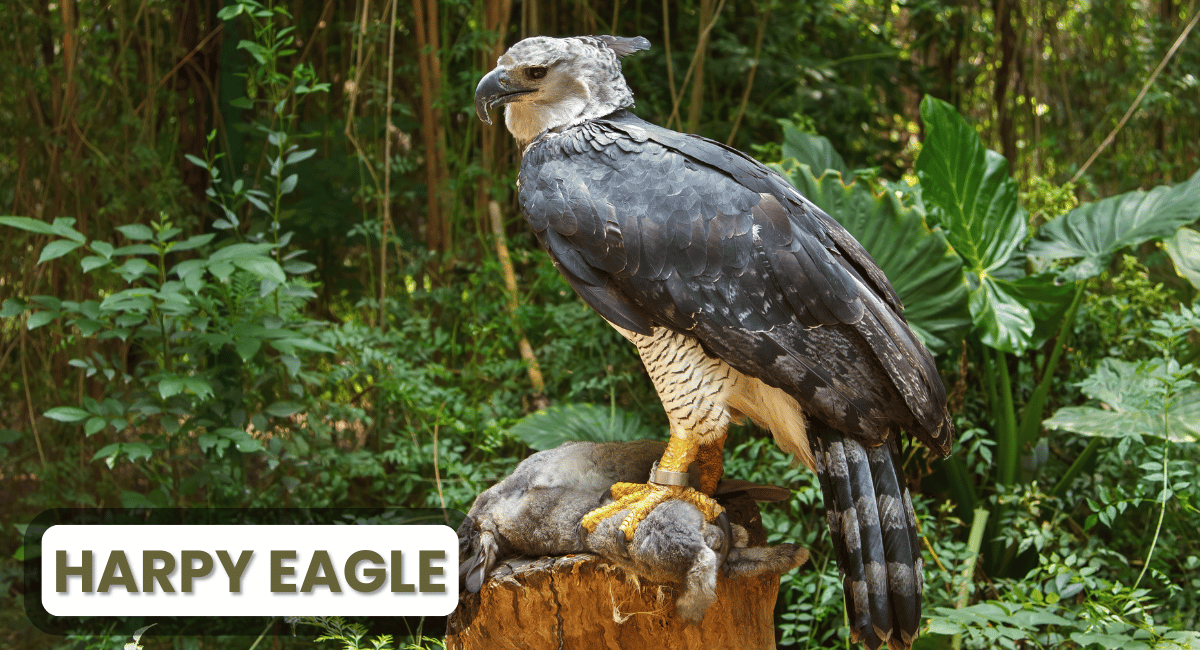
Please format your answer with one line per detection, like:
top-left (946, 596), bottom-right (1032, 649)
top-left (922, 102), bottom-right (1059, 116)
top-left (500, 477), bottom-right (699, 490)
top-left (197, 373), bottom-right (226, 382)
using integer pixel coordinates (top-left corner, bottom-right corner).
top-left (446, 554), bottom-right (783, 650)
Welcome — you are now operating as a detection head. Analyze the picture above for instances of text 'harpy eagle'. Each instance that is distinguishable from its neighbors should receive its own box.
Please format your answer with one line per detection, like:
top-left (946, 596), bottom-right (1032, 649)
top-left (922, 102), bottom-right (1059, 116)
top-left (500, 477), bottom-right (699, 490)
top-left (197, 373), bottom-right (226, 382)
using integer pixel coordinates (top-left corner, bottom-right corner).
top-left (475, 34), bottom-right (954, 650)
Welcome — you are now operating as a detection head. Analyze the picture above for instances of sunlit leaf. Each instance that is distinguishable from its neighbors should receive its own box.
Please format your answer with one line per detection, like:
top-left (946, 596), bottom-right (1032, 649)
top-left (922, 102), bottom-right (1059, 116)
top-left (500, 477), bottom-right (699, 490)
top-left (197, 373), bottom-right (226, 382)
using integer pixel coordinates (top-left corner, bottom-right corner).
top-left (1, 299), bottom-right (27, 318)
top-left (158, 378), bottom-right (185, 399)
top-left (1044, 358), bottom-right (1200, 443)
top-left (171, 233), bottom-right (216, 252)
top-left (44, 406), bottom-right (90, 422)
top-left (0, 216), bottom-right (58, 234)
top-left (279, 173), bottom-right (298, 194)
top-left (208, 242), bottom-right (276, 261)
top-left (81, 256), bottom-right (110, 273)
top-left (969, 275), bottom-right (1034, 354)
top-left (27, 311), bottom-right (57, 330)
top-left (916, 96), bottom-right (1026, 274)
top-left (285, 148), bottom-right (317, 165)
top-left (84, 417), bottom-right (106, 436)
top-left (264, 401), bottom-right (303, 417)
top-left (232, 257), bottom-right (286, 283)
top-left (116, 224), bottom-right (155, 241)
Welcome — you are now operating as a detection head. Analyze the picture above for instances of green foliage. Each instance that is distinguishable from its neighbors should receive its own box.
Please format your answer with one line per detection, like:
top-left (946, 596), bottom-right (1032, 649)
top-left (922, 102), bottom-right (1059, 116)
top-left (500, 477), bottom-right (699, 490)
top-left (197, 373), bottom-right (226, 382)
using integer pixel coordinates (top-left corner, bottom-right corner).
top-left (294, 616), bottom-right (445, 650)
top-left (510, 404), bottom-right (656, 450)
top-left (0, 0), bottom-right (333, 509)
top-left (1, 213), bottom-right (325, 483)
top-left (916, 96), bottom-right (1063, 357)
top-left (1044, 357), bottom-right (1200, 443)
top-left (1074, 255), bottom-right (1183, 362)
top-left (780, 122), bottom-right (848, 176)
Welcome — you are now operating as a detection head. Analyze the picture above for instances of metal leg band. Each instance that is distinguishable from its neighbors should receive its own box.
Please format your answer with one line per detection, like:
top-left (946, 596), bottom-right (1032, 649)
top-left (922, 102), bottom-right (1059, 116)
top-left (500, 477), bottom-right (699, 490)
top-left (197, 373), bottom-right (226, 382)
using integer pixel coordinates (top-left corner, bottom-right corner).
top-left (649, 461), bottom-right (691, 487)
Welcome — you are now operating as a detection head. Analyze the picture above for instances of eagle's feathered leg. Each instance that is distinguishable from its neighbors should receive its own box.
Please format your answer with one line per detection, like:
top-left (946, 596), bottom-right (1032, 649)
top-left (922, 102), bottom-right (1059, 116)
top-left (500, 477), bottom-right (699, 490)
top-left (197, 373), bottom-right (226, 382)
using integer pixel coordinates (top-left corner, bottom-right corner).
top-left (580, 327), bottom-right (740, 541)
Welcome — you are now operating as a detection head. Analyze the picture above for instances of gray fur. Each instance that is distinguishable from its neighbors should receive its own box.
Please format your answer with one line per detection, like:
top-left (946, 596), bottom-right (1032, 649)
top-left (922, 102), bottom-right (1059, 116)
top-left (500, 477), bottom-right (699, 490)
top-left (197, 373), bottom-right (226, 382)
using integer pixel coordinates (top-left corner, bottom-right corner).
top-left (458, 440), bottom-right (808, 622)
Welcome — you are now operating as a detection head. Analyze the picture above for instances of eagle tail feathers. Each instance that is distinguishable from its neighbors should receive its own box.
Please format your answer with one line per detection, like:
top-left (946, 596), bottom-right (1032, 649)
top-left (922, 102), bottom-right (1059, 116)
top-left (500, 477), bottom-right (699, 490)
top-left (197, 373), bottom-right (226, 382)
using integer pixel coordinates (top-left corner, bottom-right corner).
top-left (810, 423), bottom-right (922, 650)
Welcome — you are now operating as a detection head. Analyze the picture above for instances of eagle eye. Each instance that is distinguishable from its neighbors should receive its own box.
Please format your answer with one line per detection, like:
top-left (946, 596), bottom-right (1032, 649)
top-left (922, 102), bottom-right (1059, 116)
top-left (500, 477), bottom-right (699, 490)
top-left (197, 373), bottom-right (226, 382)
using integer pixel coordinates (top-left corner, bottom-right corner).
top-left (527, 66), bottom-right (548, 80)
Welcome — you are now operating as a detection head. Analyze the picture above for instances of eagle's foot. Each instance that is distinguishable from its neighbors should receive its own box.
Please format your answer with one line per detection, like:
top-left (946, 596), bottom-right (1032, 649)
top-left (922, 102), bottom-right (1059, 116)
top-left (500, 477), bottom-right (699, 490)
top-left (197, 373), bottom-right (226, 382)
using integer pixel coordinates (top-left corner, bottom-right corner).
top-left (581, 481), bottom-right (725, 542)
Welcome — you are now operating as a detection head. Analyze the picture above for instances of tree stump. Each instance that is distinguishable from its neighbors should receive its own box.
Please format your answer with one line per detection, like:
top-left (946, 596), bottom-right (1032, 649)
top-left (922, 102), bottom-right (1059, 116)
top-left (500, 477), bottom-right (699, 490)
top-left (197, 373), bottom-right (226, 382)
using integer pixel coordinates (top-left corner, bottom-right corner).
top-left (447, 494), bottom-right (785, 650)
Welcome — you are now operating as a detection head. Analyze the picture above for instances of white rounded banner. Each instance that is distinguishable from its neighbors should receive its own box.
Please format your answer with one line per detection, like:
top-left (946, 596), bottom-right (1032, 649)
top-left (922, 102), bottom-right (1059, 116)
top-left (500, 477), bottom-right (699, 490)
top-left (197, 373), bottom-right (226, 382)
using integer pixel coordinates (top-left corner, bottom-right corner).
top-left (41, 525), bottom-right (459, 616)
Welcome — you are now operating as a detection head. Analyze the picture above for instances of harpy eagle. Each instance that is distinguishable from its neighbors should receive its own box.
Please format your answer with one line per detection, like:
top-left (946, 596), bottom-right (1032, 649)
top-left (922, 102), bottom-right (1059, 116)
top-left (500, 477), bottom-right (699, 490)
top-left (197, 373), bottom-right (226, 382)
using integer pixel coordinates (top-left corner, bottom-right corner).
top-left (475, 35), bottom-right (953, 649)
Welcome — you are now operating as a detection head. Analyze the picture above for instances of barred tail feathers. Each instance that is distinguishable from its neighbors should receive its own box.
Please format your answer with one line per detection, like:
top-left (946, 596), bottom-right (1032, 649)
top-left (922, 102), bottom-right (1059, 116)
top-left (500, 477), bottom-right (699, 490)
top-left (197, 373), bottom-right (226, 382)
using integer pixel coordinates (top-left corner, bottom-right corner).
top-left (810, 423), bottom-right (923, 650)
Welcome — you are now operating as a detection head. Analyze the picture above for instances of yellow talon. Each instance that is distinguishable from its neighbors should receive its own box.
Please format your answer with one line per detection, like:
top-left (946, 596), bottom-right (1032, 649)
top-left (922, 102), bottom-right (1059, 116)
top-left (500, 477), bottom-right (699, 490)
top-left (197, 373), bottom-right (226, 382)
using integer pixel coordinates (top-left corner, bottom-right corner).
top-left (581, 481), bottom-right (724, 542)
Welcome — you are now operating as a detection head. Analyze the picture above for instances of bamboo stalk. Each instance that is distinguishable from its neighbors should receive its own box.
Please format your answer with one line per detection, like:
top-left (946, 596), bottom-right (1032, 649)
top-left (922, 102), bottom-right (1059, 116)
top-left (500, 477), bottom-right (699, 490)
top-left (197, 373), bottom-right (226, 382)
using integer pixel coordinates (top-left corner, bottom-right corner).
top-left (412, 0), bottom-right (441, 252)
top-left (489, 201), bottom-right (546, 401)
top-left (686, 0), bottom-right (715, 134)
top-left (412, 0), bottom-right (451, 254)
top-left (725, 1), bottom-right (768, 146)
top-left (381, 0), bottom-right (397, 331)
top-left (666, 0), bottom-right (726, 131)
top-left (661, 0), bottom-right (678, 126)
top-left (950, 507), bottom-right (991, 650)
top-left (20, 328), bottom-right (47, 467)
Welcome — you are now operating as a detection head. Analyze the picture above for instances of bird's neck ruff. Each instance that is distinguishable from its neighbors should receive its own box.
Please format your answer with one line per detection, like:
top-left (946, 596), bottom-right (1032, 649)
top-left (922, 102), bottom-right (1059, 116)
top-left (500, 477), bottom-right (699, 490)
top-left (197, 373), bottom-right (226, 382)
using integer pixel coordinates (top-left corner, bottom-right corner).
top-left (507, 94), bottom-right (635, 152)
top-left (514, 110), bottom-right (619, 154)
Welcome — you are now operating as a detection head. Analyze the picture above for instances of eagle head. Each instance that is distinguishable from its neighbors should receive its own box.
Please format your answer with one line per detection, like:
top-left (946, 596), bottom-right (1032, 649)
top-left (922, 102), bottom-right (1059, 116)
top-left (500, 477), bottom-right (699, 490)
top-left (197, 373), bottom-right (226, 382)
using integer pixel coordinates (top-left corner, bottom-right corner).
top-left (475, 35), bottom-right (650, 147)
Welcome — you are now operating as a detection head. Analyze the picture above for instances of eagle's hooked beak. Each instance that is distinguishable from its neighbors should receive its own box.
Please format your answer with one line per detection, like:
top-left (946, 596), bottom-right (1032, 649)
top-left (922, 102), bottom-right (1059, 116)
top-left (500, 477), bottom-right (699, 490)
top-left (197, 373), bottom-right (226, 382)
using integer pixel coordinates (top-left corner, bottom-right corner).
top-left (474, 67), bottom-right (536, 125)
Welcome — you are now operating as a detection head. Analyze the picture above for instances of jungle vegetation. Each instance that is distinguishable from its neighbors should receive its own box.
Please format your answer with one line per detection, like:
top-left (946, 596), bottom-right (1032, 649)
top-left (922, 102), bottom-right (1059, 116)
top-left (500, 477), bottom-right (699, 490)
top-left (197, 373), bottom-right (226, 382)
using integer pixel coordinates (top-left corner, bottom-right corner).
top-left (1, 0), bottom-right (1199, 648)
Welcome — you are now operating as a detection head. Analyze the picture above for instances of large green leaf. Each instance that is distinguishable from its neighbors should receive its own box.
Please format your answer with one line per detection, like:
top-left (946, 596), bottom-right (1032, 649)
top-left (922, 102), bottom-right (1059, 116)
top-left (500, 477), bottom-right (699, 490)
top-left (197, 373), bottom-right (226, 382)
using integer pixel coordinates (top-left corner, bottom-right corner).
top-left (914, 96), bottom-right (1050, 354)
top-left (1043, 358), bottom-right (1199, 443)
top-left (510, 403), bottom-right (657, 450)
top-left (781, 124), bottom-right (847, 176)
top-left (780, 164), bottom-right (970, 350)
top-left (915, 96), bottom-right (1027, 275)
top-left (1028, 168), bottom-right (1200, 282)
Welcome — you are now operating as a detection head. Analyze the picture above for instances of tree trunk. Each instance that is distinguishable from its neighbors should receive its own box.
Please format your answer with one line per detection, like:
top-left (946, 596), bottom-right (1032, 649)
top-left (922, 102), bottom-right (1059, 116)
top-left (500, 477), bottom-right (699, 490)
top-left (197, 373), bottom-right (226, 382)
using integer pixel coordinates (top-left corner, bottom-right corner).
top-left (446, 554), bottom-right (783, 650)
top-left (993, 0), bottom-right (1020, 167)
